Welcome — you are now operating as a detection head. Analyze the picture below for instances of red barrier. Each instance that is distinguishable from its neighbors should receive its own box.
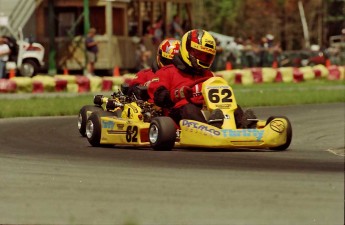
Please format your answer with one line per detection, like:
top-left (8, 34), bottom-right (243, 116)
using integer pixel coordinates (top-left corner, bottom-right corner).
top-left (32, 81), bottom-right (44, 93)
top-left (102, 79), bottom-right (113, 91)
top-left (328, 66), bottom-right (341, 80)
top-left (55, 79), bottom-right (68, 92)
top-left (293, 68), bottom-right (304, 82)
top-left (250, 68), bottom-right (263, 83)
top-left (235, 72), bottom-right (242, 84)
top-left (275, 71), bottom-right (283, 82)
top-left (0, 79), bottom-right (17, 93)
top-left (76, 76), bottom-right (90, 93)
top-left (313, 69), bottom-right (322, 79)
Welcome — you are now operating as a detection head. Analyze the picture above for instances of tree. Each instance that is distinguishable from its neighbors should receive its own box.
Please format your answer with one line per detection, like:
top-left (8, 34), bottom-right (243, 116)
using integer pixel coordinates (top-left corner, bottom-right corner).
top-left (201, 0), bottom-right (343, 50)
top-left (201, 0), bottom-right (242, 34)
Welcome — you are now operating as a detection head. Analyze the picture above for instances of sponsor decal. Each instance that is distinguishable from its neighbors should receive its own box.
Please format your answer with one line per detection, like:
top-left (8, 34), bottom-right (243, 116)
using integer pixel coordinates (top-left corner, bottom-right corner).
top-left (117, 124), bottom-right (125, 130)
top-left (143, 80), bottom-right (151, 87)
top-left (174, 89), bottom-right (184, 99)
top-left (215, 104), bottom-right (232, 109)
top-left (102, 120), bottom-right (115, 129)
top-left (220, 129), bottom-right (264, 141)
top-left (270, 120), bottom-right (285, 133)
top-left (206, 86), bottom-right (229, 89)
top-left (182, 120), bottom-right (264, 140)
top-left (191, 41), bottom-right (216, 54)
top-left (182, 120), bottom-right (221, 136)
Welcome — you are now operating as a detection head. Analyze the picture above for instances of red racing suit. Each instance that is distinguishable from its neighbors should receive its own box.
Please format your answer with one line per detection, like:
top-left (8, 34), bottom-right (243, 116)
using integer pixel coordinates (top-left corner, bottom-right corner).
top-left (129, 68), bottom-right (156, 87)
top-left (126, 68), bottom-right (157, 102)
top-left (148, 64), bottom-right (214, 109)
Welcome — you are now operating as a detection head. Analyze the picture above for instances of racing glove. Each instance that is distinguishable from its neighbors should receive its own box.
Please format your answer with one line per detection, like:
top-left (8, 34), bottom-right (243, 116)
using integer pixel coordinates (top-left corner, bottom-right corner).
top-left (174, 86), bottom-right (193, 100)
top-left (127, 84), bottom-right (137, 96)
top-left (154, 86), bottom-right (175, 108)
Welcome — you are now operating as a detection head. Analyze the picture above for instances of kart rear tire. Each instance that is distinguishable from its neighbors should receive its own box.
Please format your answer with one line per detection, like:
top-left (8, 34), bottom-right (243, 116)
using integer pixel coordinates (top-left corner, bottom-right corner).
top-left (78, 105), bottom-right (103, 137)
top-left (86, 111), bottom-right (115, 147)
top-left (267, 116), bottom-right (292, 151)
top-left (149, 117), bottom-right (176, 151)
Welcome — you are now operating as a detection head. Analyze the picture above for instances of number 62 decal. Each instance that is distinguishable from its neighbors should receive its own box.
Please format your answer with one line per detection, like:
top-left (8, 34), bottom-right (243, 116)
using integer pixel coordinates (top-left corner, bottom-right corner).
top-left (126, 126), bottom-right (138, 142)
top-left (208, 89), bottom-right (232, 103)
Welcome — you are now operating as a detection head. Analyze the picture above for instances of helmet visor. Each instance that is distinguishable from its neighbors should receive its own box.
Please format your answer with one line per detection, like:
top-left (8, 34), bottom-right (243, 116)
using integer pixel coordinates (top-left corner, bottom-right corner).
top-left (189, 41), bottom-right (216, 67)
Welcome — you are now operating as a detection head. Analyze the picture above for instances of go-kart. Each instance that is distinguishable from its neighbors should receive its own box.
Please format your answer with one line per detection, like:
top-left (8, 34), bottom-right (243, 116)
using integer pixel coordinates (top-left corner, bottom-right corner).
top-left (78, 87), bottom-right (158, 137)
top-left (85, 76), bottom-right (292, 151)
top-left (78, 92), bottom-right (121, 137)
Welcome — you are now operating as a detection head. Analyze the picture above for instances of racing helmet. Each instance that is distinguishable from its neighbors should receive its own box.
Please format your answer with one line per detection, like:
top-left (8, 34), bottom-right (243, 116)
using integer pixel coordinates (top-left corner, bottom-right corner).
top-left (157, 38), bottom-right (181, 68)
top-left (180, 29), bottom-right (216, 70)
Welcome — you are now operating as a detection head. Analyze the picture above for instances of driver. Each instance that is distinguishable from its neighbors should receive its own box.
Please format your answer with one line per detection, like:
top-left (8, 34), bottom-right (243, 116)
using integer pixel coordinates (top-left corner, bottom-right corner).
top-left (148, 29), bottom-right (220, 127)
top-left (127, 38), bottom-right (180, 101)
top-left (148, 29), bottom-right (257, 129)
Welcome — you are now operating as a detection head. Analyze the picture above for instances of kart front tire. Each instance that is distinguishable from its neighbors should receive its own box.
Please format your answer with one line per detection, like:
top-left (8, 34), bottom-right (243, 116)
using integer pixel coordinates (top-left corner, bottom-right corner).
top-left (78, 105), bottom-right (103, 137)
top-left (268, 116), bottom-right (292, 151)
top-left (86, 111), bottom-right (114, 147)
top-left (149, 117), bottom-right (176, 151)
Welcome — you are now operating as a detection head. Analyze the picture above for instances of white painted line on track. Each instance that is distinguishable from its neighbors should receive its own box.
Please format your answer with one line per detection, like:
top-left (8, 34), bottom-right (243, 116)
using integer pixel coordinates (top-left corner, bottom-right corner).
top-left (326, 148), bottom-right (345, 157)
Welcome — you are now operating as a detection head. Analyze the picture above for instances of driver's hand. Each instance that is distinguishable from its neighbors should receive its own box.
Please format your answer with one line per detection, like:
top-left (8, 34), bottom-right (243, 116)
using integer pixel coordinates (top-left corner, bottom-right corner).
top-left (175, 86), bottom-right (193, 100)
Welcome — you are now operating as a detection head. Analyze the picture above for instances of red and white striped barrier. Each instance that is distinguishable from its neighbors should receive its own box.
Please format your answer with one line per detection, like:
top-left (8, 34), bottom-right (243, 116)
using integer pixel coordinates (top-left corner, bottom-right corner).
top-left (215, 65), bottom-right (344, 85)
top-left (0, 65), bottom-right (343, 93)
top-left (0, 79), bottom-right (17, 93)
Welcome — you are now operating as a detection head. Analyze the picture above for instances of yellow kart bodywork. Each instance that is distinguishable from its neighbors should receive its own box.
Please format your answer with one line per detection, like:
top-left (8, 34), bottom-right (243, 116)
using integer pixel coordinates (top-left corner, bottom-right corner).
top-left (179, 117), bottom-right (290, 149)
top-left (177, 77), bottom-right (292, 150)
top-left (99, 101), bottom-right (151, 146)
top-left (86, 97), bottom-right (153, 147)
top-left (98, 116), bottom-right (150, 146)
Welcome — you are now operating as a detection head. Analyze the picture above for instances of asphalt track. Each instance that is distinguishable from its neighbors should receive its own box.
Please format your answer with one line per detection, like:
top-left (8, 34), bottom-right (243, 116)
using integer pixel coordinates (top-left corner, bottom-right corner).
top-left (0, 103), bottom-right (344, 225)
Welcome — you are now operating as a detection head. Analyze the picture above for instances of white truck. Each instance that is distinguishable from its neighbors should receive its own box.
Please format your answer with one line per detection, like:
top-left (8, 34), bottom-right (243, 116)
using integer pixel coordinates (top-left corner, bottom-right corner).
top-left (1, 23), bottom-right (45, 77)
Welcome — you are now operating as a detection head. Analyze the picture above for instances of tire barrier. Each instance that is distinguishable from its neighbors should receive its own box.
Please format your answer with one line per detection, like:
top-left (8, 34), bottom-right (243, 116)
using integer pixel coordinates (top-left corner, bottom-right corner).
top-left (0, 66), bottom-right (342, 93)
top-left (32, 75), bottom-right (56, 93)
top-left (0, 79), bottom-right (16, 93)
top-left (75, 76), bottom-right (91, 93)
top-left (216, 65), bottom-right (344, 85)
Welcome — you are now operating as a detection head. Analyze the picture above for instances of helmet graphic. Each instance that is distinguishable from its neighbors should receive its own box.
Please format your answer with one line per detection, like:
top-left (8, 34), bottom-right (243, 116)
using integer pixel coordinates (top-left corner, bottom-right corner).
top-left (157, 38), bottom-right (181, 68)
top-left (180, 29), bottom-right (216, 70)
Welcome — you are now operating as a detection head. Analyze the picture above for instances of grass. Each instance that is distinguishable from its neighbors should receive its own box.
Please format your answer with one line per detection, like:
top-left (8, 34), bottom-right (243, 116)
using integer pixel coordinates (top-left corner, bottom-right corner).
top-left (0, 80), bottom-right (344, 118)
top-left (0, 95), bottom-right (93, 118)
top-left (233, 80), bottom-right (345, 107)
